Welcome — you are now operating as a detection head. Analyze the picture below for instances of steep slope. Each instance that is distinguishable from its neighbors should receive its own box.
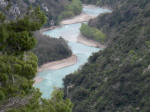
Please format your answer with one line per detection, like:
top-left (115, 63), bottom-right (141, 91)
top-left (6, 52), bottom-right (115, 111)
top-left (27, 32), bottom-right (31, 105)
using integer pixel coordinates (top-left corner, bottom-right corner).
top-left (64, 0), bottom-right (150, 112)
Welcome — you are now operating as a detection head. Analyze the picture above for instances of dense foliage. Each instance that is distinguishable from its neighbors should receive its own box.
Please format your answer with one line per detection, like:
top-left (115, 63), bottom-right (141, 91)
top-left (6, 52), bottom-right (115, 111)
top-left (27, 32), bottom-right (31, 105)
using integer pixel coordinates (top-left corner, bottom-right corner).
top-left (80, 23), bottom-right (106, 44)
top-left (0, 7), bottom-right (46, 54)
top-left (7, 89), bottom-right (73, 112)
top-left (33, 32), bottom-right (72, 66)
top-left (58, 0), bottom-right (82, 20)
top-left (0, 7), bottom-right (72, 111)
top-left (64, 0), bottom-right (150, 112)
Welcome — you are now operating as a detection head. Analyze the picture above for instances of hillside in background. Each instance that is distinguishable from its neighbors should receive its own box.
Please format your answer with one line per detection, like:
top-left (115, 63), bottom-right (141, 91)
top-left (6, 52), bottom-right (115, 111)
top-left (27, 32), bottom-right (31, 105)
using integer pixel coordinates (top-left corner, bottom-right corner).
top-left (0, 0), bottom-right (68, 25)
top-left (0, 0), bottom-right (82, 26)
top-left (64, 0), bottom-right (150, 112)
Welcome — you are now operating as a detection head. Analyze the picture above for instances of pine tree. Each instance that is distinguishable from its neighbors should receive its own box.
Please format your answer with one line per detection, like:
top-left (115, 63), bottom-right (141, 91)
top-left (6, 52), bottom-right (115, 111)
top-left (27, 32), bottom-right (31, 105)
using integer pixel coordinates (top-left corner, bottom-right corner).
top-left (0, 7), bottom-right (73, 112)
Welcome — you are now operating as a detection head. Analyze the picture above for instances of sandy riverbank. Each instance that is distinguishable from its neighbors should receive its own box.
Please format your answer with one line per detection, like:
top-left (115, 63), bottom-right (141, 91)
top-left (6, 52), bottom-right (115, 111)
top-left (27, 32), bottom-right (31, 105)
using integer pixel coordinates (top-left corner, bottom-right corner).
top-left (34, 5), bottom-right (108, 84)
top-left (34, 55), bottom-right (77, 84)
top-left (40, 26), bottom-right (57, 33)
top-left (38, 55), bottom-right (77, 72)
top-left (60, 4), bottom-right (105, 25)
top-left (34, 77), bottom-right (44, 85)
top-left (61, 13), bottom-right (94, 25)
top-left (77, 34), bottom-right (106, 48)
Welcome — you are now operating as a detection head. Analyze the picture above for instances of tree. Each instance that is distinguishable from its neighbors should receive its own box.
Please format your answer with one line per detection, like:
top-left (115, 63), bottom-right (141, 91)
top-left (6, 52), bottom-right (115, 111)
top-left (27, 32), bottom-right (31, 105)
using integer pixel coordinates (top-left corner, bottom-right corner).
top-left (0, 7), bottom-right (73, 112)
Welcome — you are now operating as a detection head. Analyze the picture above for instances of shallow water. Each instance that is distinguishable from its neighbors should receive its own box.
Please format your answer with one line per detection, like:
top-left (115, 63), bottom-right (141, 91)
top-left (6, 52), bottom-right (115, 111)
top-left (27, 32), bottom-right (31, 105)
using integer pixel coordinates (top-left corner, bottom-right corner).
top-left (83, 5), bottom-right (111, 16)
top-left (34, 5), bottom-right (111, 99)
top-left (43, 23), bottom-right (82, 42)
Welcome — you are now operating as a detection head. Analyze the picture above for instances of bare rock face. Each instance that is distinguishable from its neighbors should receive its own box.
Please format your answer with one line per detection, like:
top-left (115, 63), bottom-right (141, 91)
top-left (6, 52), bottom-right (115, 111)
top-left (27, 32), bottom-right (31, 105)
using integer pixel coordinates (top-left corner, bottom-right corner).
top-left (29, 0), bottom-right (36, 3)
top-left (0, 0), bottom-right (8, 8)
top-left (0, 0), bottom-right (22, 19)
top-left (9, 5), bottom-right (20, 17)
top-left (42, 3), bottom-right (49, 12)
top-left (0, 0), bottom-right (69, 25)
top-left (148, 65), bottom-right (150, 70)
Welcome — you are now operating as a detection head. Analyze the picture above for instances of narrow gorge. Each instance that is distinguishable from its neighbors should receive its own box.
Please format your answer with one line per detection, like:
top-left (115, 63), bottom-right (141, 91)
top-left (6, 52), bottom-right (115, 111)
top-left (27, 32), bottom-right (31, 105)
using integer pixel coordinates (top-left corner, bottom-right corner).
top-left (34, 4), bottom-right (111, 98)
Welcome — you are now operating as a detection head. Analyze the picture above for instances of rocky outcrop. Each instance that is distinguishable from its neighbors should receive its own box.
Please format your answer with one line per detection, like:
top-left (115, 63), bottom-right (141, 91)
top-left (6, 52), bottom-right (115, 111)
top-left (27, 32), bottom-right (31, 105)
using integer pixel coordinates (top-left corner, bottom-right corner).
top-left (0, 0), bottom-right (68, 25)
top-left (9, 5), bottom-right (20, 17)
top-left (0, 0), bottom-right (8, 8)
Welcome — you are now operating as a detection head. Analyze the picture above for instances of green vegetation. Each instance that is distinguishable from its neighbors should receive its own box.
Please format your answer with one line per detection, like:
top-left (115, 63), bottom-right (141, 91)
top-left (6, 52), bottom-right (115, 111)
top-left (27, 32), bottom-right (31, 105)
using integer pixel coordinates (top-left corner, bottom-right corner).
top-left (0, 7), bottom-right (46, 54)
top-left (30, 0), bottom-right (71, 26)
top-left (80, 23), bottom-right (106, 43)
top-left (7, 89), bottom-right (73, 112)
top-left (1, 0), bottom-right (73, 66)
top-left (58, 0), bottom-right (82, 20)
top-left (64, 0), bottom-right (150, 112)
top-left (33, 32), bottom-right (72, 66)
top-left (0, 0), bottom-right (72, 26)
top-left (0, 7), bottom-right (72, 111)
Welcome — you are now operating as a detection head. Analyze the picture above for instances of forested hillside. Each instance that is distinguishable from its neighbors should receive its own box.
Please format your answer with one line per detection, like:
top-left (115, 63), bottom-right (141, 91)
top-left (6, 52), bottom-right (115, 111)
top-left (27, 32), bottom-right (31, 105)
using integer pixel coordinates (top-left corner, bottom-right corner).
top-left (64, 0), bottom-right (150, 112)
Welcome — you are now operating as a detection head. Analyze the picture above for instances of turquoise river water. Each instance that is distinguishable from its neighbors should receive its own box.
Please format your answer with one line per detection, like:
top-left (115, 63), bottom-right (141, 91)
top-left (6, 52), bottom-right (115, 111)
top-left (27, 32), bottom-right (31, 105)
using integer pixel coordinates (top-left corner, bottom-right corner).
top-left (34, 5), bottom-right (111, 99)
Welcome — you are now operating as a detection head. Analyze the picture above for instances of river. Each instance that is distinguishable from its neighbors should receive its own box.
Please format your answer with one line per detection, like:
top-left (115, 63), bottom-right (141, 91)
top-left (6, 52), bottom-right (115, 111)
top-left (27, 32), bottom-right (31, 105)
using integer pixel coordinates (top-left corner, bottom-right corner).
top-left (34, 5), bottom-right (111, 99)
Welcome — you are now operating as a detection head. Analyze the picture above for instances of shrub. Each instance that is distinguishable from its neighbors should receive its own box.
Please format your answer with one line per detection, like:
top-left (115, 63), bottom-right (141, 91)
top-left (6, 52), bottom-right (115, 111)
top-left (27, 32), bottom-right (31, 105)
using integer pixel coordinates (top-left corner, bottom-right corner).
top-left (80, 23), bottom-right (106, 43)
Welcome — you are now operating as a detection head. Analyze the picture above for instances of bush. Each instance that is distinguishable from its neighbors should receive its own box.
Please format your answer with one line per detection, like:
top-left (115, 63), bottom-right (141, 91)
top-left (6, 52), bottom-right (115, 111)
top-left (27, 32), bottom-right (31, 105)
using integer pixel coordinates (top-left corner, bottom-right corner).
top-left (59, 0), bottom-right (82, 20)
top-left (0, 90), bottom-right (5, 100)
top-left (60, 11), bottom-right (74, 19)
top-left (80, 23), bottom-right (106, 43)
